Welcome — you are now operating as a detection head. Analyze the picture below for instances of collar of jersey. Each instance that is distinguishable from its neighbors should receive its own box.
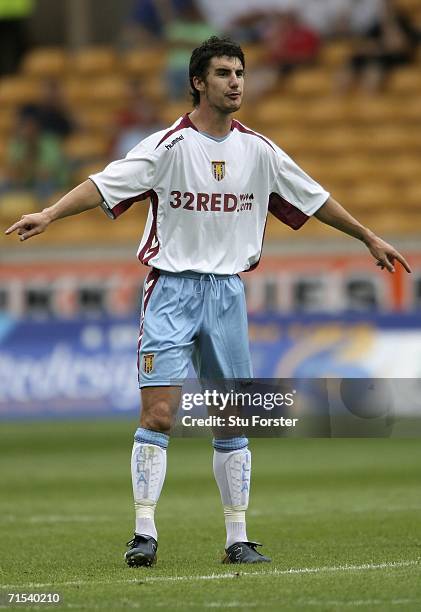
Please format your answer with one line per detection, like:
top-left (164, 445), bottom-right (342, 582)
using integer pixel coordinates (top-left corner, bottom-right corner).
top-left (184, 113), bottom-right (234, 142)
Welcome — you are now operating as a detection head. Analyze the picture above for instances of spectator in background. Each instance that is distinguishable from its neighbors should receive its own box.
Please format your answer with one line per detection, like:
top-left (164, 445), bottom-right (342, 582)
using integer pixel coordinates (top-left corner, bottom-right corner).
top-left (20, 79), bottom-right (75, 140)
top-left (0, 0), bottom-right (34, 76)
top-left (263, 10), bottom-right (321, 76)
top-left (246, 9), bottom-right (321, 99)
top-left (337, 0), bottom-right (419, 92)
top-left (111, 79), bottom-right (163, 158)
top-left (196, 0), bottom-right (291, 37)
top-left (295, 0), bottom-right (383, 39)
top-left (0, 110), bottom-right (69, 200)
top-left (165, 2), bottom-right (217, 100)
top-left (121, 0), bottom-right (194, 49)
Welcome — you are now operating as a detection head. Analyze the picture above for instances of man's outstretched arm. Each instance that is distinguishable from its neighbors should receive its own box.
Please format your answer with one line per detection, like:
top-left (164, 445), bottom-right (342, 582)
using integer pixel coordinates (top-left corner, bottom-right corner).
top-left (314, 196), bottom-right (411, 274)
top-left (5, 179), bottom-right (102, 242)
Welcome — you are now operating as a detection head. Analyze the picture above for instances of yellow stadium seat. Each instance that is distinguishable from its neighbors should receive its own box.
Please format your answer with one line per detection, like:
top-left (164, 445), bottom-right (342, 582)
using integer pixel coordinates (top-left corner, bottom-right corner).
top-left (123, 48), bottom-right (167, 77)
top-left (287, 68), bottom-right (333, 97)
top-left (74, 107), bottom-right (116, 133)
top-left (347, 183), bottom-right (398, 210)
top-left (0, 76), bottom-right (41, 107)
top-left (395, 97), bottom-right (421, 122)
top-left (142, 75), bottom-right (167, 104)
top-left (21, 48), bottom-right (68, 76)
top-left (320, 42), bottom-right (354, 68)
top-left (64, 133), bottom-right (110, 161)
top-left (159, 101), bottom-right (189, 125)
top-left (88, 76), bottom-right (128, 106)
top-left (0, 192), bottom-right (38, 220)
top-left (73, 160), bottom-right (107, 185)
top-left (304, 97), bottom-right (350, 126)
top-left (0, 109), bottom-right (15, 138)
top-left (62, 77), bottom-right (92, 105)
top-left (63, 75), bottom-right (128, 108)
top-left (345, 96), bottom-right (402, 124)
top-left (241, 43), bottom-right (266, 68)
top-left (388, 67), bottom-right (421, 94)
top-left (353, 127), bottom-right (421, 153)
top-left (254, 99), bottom-right (306, 126)
top-left (71, 47), bottom-right (119, 75)
top-left (403, 182), bottom-right (421, 207)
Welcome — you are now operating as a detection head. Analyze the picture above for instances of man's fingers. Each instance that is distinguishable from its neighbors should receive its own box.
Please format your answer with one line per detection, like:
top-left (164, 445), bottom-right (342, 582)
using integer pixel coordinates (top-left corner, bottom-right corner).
top-left (394, 252), bottom-right (412, 273)
top-left (375, 250), bottom-right (411, 274)
top-left (383, 255), bottom-right (395, 273)
top-left (5, 220), bottom-right (26, 235)
top-left (19, 227), bottom-right (40, 241)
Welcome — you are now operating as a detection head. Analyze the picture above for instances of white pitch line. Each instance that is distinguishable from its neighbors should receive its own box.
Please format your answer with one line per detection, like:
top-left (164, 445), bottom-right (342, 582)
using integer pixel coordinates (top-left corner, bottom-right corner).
top-left (0, 515), bottom-right (114, 524)
top-left (1, 558), bottom-right (419, 590)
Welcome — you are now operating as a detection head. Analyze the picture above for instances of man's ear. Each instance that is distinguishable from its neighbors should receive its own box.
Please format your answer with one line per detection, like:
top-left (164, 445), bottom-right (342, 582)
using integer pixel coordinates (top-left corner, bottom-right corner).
top-left (192, 75), bottom-right (205, 93)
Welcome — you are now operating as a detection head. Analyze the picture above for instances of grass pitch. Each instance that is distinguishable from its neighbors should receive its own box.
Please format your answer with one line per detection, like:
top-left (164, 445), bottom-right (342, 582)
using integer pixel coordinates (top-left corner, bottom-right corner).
top-left (0, 420), bottom-right (420, 611)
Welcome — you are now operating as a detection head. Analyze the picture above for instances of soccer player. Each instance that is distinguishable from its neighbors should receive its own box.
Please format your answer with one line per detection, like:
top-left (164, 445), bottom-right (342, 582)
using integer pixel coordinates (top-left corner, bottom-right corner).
top-left (6, 37), bottom-right (411, 566)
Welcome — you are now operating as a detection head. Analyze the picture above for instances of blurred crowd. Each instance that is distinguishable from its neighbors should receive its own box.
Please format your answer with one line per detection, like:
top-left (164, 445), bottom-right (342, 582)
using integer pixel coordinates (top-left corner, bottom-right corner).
top-left (0, 0), bottom-right (420, 207)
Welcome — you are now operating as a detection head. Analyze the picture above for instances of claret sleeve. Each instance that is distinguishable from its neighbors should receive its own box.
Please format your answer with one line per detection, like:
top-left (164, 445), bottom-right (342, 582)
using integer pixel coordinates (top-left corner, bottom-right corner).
top-left (269, 144), bottom-right (330, 229)
top-left (89, 145), bottom-right (156, 219)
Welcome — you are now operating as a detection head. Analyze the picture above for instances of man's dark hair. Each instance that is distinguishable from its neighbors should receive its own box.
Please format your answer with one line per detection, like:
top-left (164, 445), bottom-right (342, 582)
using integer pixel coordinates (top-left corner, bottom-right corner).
top-left (189, 36), bottom-right (245, 107)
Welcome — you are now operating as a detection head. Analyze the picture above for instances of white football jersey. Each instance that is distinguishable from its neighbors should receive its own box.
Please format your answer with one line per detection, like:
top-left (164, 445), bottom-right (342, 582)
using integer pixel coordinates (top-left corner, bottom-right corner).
top-left (90, 114), bottom-right (329, 275)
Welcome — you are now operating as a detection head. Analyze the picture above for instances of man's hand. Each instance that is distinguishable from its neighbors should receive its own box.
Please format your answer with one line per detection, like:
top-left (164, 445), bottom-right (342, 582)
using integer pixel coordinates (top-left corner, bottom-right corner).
top-left (4, 180), bottom-right (102, 242)
top-left (364, 234), bottom-right (411, 274)
top-left (314, 197), bottom-right (412, 274)
top-left (5, 210), bottom-right (52, 242)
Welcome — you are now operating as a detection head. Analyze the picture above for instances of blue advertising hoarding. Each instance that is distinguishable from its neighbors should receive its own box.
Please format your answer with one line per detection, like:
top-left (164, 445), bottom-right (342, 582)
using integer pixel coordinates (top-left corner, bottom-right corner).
top-left (0, 313), bottom-right (420, 419)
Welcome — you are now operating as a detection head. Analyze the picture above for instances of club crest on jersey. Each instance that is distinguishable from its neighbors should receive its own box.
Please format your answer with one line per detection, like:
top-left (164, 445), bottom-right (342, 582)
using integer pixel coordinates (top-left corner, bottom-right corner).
top-left (143, 353), bottom-right (155, 374)
top-left (212, 161), bottom-right (225, 181)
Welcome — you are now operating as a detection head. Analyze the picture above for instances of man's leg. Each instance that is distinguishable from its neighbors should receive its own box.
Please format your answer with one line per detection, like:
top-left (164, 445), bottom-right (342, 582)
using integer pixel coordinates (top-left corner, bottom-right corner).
top-left (126, 386), bottom-right (181, 567)
top-left (212, 436), bottom-right (251, 548)
top-left (196, 275), bottom-right (271, 563)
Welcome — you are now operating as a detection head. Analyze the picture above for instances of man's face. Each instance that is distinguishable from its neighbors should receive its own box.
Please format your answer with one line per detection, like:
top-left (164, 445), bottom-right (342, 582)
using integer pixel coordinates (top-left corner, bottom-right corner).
top-left (195, 55), bottom-right (244, 114)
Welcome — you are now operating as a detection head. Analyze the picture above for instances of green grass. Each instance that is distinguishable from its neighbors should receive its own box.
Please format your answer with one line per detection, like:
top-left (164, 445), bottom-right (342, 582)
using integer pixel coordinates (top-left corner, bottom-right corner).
top-left (0, 420), bottom-right (421, 611)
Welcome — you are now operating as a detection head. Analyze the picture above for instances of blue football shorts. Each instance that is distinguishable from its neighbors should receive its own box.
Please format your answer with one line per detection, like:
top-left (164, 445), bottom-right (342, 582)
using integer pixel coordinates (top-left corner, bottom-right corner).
top-left (137, 269), bottom-right (253, 387)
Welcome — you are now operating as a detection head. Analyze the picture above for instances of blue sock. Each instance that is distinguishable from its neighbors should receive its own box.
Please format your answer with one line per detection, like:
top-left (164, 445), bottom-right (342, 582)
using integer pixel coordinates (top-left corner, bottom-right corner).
top-left (212, 436), bottom-right (249, 452)
top-left (134, 427), bottom-right (169, 449)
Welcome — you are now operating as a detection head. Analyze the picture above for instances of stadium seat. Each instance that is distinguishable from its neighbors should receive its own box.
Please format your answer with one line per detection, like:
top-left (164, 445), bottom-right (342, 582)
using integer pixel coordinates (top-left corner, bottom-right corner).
top-left (123, 48), bottom-right (167, 77)
top-left (62, 77), bottom-right (92, 105)
top-left (0, 76), bottom-right (41, 107)
top-left (388, 67), bottom-right (421, 94)
top-left (304, 97), bottom-right (351, 126)
top-left (403, 182), bottom-right (421, 208)
top-left (0, 109), bottom-right (15, 139)
top-left (0, 192), bottom-right (38, 221)
top-left (87, 75), bottom-right (128, 107)
top-left (287, 68), bottom-right (333, 97)
top-left (345, 97), bottom-right (401, 124)
top-left (395, 97), bottom-right (421, 122)
top-left (71, 47), bottom-right (119, 75)
top-left (64, 133), bottom-right (110, 162)
top-left (253, 99), bottom-right (305, 126)
top-left (74, 107), bottom-right (116, 134)
top-left (347, 183), bottom-right (398, 210)
top-left (73, 161), bottom-right (108, 185)
top-left (353, 127), bottom-right (421, 154)
top-left (21, 47), bottom-right (69, 76)
top-left (144, 75), bottom-right (167, 104)
top-left (320, 42), bottom-right (354, 68)
top-left (159, 101), bottom-right (190, 125)
top-left (241, 43), bottom-right (266, 68)
top-left (63, 75), bottom-right (128, 108)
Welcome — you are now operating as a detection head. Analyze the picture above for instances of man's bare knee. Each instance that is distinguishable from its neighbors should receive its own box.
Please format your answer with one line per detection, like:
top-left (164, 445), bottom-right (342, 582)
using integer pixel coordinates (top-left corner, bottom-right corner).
top-left (140, 386), bottom-right (181, 434)
top-left (141, 400), bottom-right (173, 433)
